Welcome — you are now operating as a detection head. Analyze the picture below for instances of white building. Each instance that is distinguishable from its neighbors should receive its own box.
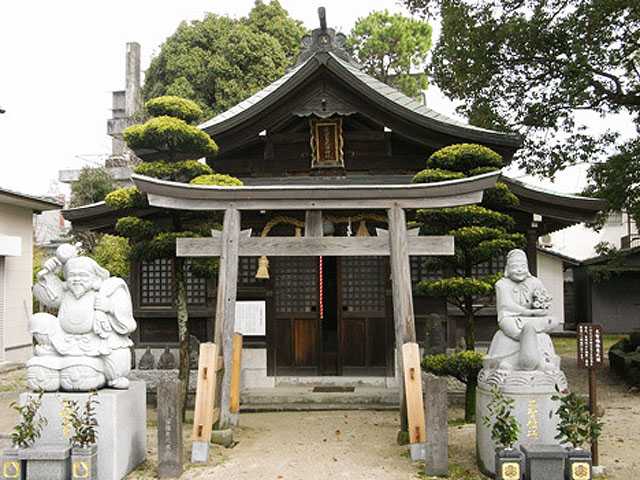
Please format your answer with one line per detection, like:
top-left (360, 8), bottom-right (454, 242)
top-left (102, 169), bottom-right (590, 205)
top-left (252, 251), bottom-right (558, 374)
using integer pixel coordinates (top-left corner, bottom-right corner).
top-left (0, 187), bottom-right (61, 362)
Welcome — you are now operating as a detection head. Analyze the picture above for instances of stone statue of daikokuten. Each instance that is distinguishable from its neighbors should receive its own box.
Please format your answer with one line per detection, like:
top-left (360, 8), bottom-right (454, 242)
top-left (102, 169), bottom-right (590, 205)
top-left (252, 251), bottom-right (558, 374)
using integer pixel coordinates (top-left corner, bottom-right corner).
top-left (483, 249), bottom-right (562, 372)
top-left (28, 243), bottom-right (137, 391)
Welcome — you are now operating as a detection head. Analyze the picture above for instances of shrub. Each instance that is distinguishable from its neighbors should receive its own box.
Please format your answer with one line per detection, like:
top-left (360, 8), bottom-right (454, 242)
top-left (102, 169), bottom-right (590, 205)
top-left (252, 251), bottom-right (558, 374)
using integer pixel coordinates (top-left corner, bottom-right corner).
top-left (552, 386), bottom-right (602, 449)
top-left (427, 143), bottom-right (503, 174)
top-left (412, 168), bottom-right (465, 184)
top-left (190, 173), bottom-right (244, 186)
top-left (10, 391), bottom-right (47, 449)
top-left (145, 96), bottom-right (203, 124)
top-left (483, 385), bottom-right (520, 449)
top-left (104, 187), bottom-right (146, 210)
top-left (90, 234), bottom-right (131, 279)
top-left (61, 391), bottom-right (99, 448)
top-left (70, 167), bottom-right (115, 207)
top-left (124, 116), bottom-right (218, 159)
top-left (423, 351), bottom-right (484, 422)
top-left (134, 160), bottom-right (213, 183)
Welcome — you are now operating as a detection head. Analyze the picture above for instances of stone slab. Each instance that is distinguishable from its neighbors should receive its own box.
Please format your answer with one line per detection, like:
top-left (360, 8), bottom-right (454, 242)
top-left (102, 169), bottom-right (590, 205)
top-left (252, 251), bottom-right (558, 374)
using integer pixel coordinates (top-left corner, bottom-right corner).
top-left (521, 444), bottom-right (566, 480)
top-left (20, 381), bottom-right (146, 480)
top-left (157, 379), bottom-right (183, 479)
top-left (423, 373), bottom-right (448, 476)
top-left (476, 382), bottom-right (562, 477)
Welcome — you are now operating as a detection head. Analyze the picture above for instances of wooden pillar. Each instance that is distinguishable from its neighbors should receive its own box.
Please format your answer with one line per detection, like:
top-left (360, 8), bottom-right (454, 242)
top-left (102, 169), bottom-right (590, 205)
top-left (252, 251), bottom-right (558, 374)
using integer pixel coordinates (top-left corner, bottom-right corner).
top-left (215, 208), bottom-right (241, 429)
top-left (526, 225), bottom-right (538, 276)
top-left (305, 210), bottom-right (323, 237)
top-left (387, 204), bottom-right (416, 433)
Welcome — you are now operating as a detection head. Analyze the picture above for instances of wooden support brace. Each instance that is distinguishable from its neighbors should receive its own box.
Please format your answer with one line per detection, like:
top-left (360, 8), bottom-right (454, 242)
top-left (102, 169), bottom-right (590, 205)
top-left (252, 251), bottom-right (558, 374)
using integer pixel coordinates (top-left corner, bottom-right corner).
top-left (402, 342), bottom-right (426, 444)
top-left (191, 342), bottom-right (219, 463)
top-left (230, 333), bottom-right (243, 414)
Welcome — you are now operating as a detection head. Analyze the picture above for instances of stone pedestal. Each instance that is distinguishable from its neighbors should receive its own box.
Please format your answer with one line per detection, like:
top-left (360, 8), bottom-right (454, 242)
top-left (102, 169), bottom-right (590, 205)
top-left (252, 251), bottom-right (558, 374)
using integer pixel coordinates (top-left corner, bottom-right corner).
top-left (476, 368), bottom-right (567, 477)
top-left (20, 445), bottom-right (70, 480)
top-left (521, 444), bottom-right (566, 480)
top-left (20, 381), bottom-right (146, 480)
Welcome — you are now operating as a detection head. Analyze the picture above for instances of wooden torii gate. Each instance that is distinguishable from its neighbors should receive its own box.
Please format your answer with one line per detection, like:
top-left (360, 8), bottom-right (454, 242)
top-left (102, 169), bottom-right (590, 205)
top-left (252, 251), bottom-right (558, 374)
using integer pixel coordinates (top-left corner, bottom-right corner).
top-left (131, 171), bottom-right (499, 449)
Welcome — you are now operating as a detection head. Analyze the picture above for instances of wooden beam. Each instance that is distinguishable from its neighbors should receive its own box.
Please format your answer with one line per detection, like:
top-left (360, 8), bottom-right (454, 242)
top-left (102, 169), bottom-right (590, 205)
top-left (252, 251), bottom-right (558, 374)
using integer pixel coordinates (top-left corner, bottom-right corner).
top-left (191, 343), bottom-right (219, 462)
top-left (176, 235), bottom-right (454, 258)
top-left (148, 191), bottom-right (483, 211)
top-left (214, 208), bottom-right (241, 429)
top-left (402, 342), bottom-right (426, 444)
top-left (388, 204), bottom-right (417, 433)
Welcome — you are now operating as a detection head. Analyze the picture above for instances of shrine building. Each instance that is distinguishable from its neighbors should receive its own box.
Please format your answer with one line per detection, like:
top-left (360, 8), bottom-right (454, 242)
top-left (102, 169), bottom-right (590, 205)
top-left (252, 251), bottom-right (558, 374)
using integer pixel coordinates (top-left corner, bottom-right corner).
top-left (63, 16), bottom-right (605, 389)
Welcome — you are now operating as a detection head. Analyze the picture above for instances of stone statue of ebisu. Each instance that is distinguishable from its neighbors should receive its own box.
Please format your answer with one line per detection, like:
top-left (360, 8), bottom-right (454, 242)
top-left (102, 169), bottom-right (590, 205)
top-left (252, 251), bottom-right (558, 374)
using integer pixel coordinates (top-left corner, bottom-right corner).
top-left (476, 249), bottom-right (567, 477)
top-left (27, 244), bottom-right (137, 391)
top-left (483, 248), bottom-right (562, 371)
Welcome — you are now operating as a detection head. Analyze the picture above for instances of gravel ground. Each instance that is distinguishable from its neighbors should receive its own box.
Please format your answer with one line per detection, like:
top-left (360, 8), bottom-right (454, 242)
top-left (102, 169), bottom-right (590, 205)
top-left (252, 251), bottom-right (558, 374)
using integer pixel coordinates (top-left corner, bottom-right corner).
top-left (1, 356), bottom-right (638, 479)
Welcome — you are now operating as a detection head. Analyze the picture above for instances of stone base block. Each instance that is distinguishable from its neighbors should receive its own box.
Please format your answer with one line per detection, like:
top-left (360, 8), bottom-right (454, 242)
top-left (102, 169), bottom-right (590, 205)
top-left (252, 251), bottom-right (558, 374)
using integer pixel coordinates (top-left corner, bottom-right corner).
top-left (210, 429), bottom-right (234, 448)
top-left (476, 368), bottom-right (566, 477)
top-left (20, 445), bottom-right (70, 480)
top-left (20, 381), bottom-right (146, 480)
top-left (521, 444), bottom-right (566, 480)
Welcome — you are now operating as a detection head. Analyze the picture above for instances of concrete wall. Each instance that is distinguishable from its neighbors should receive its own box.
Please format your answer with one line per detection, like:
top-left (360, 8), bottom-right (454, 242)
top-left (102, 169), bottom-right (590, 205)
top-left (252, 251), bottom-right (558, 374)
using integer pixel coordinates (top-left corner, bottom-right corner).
top-left (0, 203), bottom-right (34, 361)
top-left (537, 251), bottom-right (565, 328)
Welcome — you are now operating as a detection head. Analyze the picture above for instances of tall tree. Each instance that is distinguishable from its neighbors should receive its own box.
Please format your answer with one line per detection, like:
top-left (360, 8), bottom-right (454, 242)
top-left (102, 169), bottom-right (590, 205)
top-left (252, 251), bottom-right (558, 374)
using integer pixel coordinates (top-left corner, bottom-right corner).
top-left (143, 1), bottom-right (306, 119)
top-left (347, 10), bottom-right (432, 98)
top-left (403, 0), bottom-right (640, 186)
top-left (70, 167), bottom-right (115, 207)
top-left (413, 144), bottom-right (524, 420)
top-left (105, 96), bottom-right (242, 416)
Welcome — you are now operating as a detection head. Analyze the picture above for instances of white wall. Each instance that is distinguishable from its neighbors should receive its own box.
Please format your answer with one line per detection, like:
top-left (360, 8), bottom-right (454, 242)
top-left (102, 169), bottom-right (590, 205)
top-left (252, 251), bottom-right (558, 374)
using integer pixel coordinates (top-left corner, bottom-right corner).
top-left (537, 251), bottom-right (565, 329)
top-left (0, 203), bottom-right (34, 362)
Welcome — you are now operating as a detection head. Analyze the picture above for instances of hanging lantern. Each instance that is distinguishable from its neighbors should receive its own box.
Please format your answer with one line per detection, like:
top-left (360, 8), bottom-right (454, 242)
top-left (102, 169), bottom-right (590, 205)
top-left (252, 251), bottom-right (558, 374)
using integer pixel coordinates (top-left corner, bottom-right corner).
top-left (255, 255), bottom-right (270, 279)
top-left (356, 219), bottom-right (370, 237)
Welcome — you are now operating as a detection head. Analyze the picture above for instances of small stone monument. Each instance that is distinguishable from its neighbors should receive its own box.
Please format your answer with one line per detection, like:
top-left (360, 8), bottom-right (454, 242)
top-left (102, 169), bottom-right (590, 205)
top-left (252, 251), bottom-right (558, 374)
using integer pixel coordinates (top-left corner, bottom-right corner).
top-left (157, 379), bottom-right (183, 478)
top-left (476, 249), bottom-right (567, 477)
top-left (18, 243), bottom-right (146, 480)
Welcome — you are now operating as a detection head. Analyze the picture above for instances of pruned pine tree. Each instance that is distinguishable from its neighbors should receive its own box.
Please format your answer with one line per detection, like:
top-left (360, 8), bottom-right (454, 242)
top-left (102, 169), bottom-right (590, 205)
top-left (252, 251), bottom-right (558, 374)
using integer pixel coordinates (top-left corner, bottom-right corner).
top-left (105, 95), bottom-right (242, 417)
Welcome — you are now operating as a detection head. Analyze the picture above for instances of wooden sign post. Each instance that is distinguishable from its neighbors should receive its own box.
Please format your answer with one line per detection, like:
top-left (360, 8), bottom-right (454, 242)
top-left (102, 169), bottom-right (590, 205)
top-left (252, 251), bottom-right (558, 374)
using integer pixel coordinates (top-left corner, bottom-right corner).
top-left (576, 323), bottom-right (603, 466)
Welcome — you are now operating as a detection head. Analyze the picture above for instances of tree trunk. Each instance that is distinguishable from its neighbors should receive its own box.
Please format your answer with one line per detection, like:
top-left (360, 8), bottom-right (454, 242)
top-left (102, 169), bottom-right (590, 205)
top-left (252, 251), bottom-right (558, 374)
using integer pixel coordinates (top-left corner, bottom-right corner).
top-left (175, 259), bottom-right (190, 421)
top-left (465, 378), bottom-right (477, 423)
top-left (464, 301), bottom-right (475, 351)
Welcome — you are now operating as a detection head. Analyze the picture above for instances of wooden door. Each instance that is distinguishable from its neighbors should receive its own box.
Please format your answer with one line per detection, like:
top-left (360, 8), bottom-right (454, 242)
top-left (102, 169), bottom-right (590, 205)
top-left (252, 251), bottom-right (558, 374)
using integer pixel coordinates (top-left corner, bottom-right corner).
top-left (272, 257), bottom-right (320, 375)
top-left (338, 256), bottom-right (389, 376)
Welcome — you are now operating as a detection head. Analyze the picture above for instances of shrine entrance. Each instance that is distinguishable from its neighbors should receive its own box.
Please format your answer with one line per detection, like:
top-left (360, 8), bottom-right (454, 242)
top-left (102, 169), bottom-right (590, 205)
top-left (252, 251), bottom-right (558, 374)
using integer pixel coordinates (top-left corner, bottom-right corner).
top-left (131, 170), bottom-right (498, 429)
top-left (271, 255), bottom-right (391, 377)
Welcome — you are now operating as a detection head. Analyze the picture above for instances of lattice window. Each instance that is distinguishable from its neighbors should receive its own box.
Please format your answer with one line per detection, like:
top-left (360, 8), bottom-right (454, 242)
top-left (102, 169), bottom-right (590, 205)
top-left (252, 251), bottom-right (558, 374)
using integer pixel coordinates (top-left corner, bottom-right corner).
top-left (238, 257), bottom-right (259, 286)
top-left (341, 257), bottom-right (386, 313)
top-left (410, 256), bottom-right (442, 287)
top-left (472, 256), bottom-right (506, 277)
top-left (273, 257), bottom-right (317, 314)
top-left (185, 260), bottom-right (207, 306)
top-left (140, 259), bottom-right (173, 306)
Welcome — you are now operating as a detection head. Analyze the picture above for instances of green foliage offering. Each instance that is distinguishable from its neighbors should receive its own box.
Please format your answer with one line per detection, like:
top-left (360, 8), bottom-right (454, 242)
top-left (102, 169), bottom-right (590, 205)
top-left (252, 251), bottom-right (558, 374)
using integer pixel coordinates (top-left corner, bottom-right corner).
top-left (348, 10), bottom-right (432, 98)
top-left (482, 385), bottom-right (520, 450)
top-left (70, 167), bottom-right (115, 207)
top-left (552, 386), bottom-right (603, 449)
top-left (427, 144), bottom-right (502, 174)
top-left (424, 351), bottom-right (484, 422)
top-left (61, 391), bottom-right (99, 448)
top-left (90, 234), bottom-right (132, 279)
top-left (104, 187), bottom-right (146, 210)
top-left (10, 391), bottom-right (47, 449)
top-left (134, 160), bottom-right (213, 183)
top-left (190, 173), bottom-right (244, 186)
top-left (413, 144), bottom-right (524, 351)
top-left (124, 116), bottom-right (218, 160)
top-left (145, 96), bottom-right (203, 124)
top-left (143, 2), bottom-right (305, 118)
top-left (412, 168), bottom-right (465, 184)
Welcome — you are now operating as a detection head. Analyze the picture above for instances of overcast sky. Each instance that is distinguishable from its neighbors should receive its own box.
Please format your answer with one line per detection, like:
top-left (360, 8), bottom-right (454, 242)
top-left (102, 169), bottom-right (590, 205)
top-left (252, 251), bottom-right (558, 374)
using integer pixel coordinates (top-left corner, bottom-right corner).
top-left (0, 0), bottom-right (635, 198)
